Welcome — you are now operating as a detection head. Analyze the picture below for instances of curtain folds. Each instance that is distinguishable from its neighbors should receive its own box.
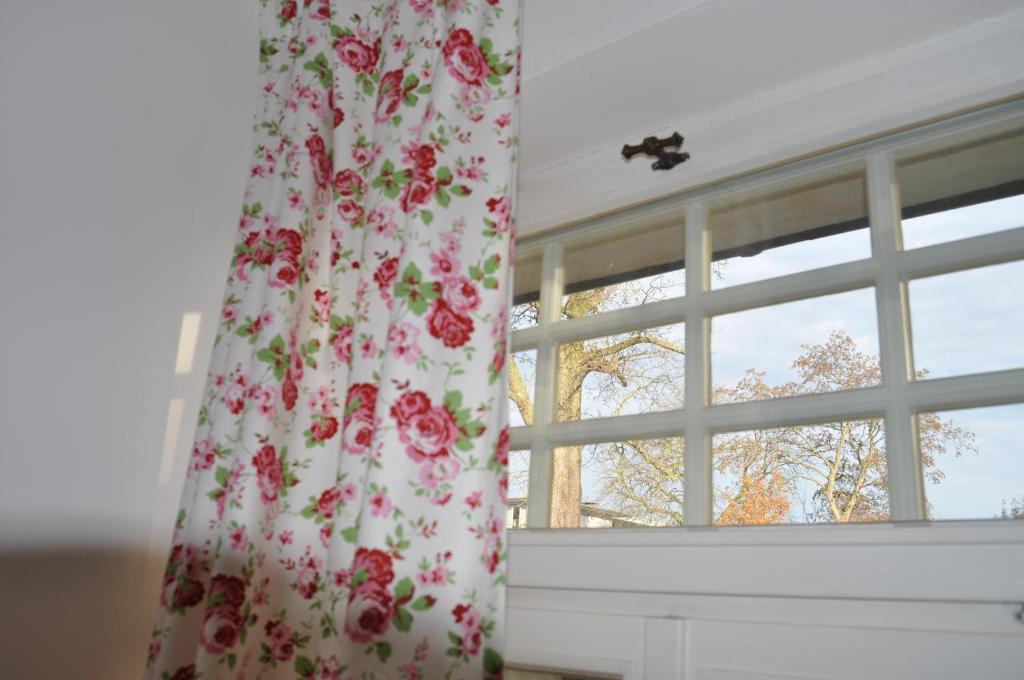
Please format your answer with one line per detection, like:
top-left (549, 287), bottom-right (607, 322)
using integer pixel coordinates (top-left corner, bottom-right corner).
top-left (147, 1), bottom-right (520, 677)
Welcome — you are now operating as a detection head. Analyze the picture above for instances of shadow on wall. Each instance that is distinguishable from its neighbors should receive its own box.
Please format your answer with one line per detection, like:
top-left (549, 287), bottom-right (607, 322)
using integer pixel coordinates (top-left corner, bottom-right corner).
top-left (0, 548), bottom-right (165, 679)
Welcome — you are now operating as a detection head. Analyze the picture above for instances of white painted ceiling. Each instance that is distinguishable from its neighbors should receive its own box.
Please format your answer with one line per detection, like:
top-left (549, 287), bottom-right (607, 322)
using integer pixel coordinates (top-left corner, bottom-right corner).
top-left (519, 0), bottom-right (1022, 174)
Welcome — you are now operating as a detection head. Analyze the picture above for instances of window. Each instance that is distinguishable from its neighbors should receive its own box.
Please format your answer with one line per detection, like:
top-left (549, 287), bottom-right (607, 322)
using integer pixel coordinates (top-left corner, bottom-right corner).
top-left (507, 103), bottom-right (1024, 528)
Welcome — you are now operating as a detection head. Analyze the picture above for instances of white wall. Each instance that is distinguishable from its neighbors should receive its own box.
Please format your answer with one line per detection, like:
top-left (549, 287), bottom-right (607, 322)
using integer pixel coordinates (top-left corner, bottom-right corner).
top-left (0, 2), bottom-right (256, 677)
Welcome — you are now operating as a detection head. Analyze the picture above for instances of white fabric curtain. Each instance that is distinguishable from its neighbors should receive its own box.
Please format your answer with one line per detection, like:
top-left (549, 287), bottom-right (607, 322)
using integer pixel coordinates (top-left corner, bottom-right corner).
top-left (147, 1), bottom-right (520, 677)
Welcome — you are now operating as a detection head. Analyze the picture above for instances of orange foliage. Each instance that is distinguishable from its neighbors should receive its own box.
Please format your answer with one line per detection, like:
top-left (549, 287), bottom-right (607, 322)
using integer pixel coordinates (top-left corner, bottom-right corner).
top-left (716, 474), bottom-right (791, 526)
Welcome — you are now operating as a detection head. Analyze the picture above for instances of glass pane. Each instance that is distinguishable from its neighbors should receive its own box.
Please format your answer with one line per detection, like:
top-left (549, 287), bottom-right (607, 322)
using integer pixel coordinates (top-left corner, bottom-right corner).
top-left (902, 194), bottom-right (1024, 250)
top-left (710, 166), bottom-right (870, 288)
top-left (713, 419), bottom-right (889, 525)
top-left (506, 448), bottom-right (530, 529)
top-left (508, 350), bottom-right (536, 427)
top-left (909, 260), bottom-right (1024, 379)
top-left (512, 247), bottom-right (543, 329)
top-left (897, 126), bottom-right (1024, 250)
top-left (552, 438), bottom-right (685, 528)
top-left (711, 289), bottom-right (880, 404)
top-left (559, 323), bottom-right (685, 421)
top-left (562, 210), bottom-right (685, 318)
top-left (920, 404), bottom-right (1024, 520)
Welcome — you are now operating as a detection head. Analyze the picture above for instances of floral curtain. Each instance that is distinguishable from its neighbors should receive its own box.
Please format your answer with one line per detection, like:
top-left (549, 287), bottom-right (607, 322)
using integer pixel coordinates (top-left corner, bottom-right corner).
top-left (147, 1), bottom-right (520, 678)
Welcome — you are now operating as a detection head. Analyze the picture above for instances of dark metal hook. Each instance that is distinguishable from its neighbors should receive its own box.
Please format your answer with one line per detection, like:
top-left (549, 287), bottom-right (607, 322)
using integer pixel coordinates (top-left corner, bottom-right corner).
top-left (622, 131), bottom-right (690, 171)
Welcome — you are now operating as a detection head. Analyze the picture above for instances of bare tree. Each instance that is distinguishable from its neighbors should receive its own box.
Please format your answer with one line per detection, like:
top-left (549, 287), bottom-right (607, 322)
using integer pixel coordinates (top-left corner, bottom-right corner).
top-left (508, 274), bottom-right (685, 527)
top-left (508, 277), bottom-right (976, 527)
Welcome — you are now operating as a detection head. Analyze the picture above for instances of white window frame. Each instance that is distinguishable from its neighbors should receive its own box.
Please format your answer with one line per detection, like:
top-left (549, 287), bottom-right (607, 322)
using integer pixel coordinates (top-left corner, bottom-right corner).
top-left (508, 98), bottom-right (1024, 529)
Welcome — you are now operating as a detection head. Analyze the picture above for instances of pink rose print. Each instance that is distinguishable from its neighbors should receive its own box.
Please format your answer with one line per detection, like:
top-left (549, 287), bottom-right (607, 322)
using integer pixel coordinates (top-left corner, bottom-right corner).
top-left (264, 620), bottom-right (295, 662)
top-left (369, 490), bottom-right (392, 517)
top-left (295, 551), bottom-right (322, 600)
top-left (305, 133), bottom-right (332, 190)
top-left (342, 383), bottom-right (377, 455)
top-left (367, 206), bottom-right (398, 237)
top-left (374, 256), bottom-right (400, 301)
top-left (335, 36), bottom-right (380, 74)
top-left (199, 576), bottom-right (246, 655)
top-left (442, 275), bottom-right (481, 314)
top-left (388, 322), bottom-right (422, 364)
top-left (345, 583), bottom-right (394, 643)
top-left (401, 406), bottom-right (459, 462)
top-left (190, 436), bottom-right (216, 473)
top-left (199, 605), bottom-right (242, 655)
top-left (486, 195), bottom-right (511, 233)
top-left (229, 527), bottom-right (249, 552)
top-left (375, 69), bottom-right (405, 123)
top-left (443, 29), bottom-right (490, 86)
top-left (452, 603), bottom-right (483, 656)
top-left (333, 168), bottom-right (365, 196)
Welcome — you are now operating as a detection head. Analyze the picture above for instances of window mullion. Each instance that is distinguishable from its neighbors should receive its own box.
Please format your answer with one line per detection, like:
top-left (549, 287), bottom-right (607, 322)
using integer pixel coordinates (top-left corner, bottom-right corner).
top-left (526, 241), bottom-right (564, 528)
top-left (684, 202), bottom-right (712, 526)
top-left (867, 152), bottom-right (925, 522)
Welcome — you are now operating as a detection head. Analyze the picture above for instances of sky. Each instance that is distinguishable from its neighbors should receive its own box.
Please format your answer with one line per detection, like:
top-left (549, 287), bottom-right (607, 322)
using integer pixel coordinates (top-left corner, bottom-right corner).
top-left (507, 195), bottom-right (1024, 522)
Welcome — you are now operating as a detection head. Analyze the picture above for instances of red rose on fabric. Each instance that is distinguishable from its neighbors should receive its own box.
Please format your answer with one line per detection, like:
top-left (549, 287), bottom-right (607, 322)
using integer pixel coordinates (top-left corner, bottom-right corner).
top-left (333, 169), bottom-right (365, 196)
top-left (172, 578), bottom-right (205, 609)
top-left (317, 486), bottom-right (341, 518)
top-left (373, 256), bottom-right (399, 298)
top-left (399, 172), bottom-right (436, 213)
top-left (375, 69), bottom-right (405, 123)
top-left (344, 583), bottom-right (394, 643)
top-left (344, 383), bottom-right (378, 424)
top-left (351, 547), bottom-right (395, 588)
top-left (337, 199), bottom-right (363, 224)
top-left (443, 28), bottom-right (490, 86)
top-left (272, 259), bottom-right (298, 286)
top-left (427, 299), bottom-right (474, 348)
top-left (390, 390), bottom-right (431, 428)
top-left (169, 665), bottom-right (198, 680)
top-left (274, 229), bottom-right (303, 262)
top-left (327, 87), bottom-right (344, 128)
top-left (401, 406), bottom-right (459, 460)
top-left (209, 574), bottom-right (246, 609)
top-left (282, 370), bottom-right (298, 411)
top-left (342, 417), bottom-right (374, 456)
top-left (496, 426), bottom-right (509, 467)
top-left (280, 1), bottom-right (297, 21)
top-left (305, 134), bottom-right (333, 189)
top-left (199, 604), bottom-right (242, 655)
top-left (409, 144), bottom-right (436, 172)
top-left (442, 275), bottom-right (481, 314)
top-left (308, 0), bottom-right (330, 21)
top-left (311, 415), bottom-right (339, 441)
top-left (252, 445), bottom-right (284, 504)
top-left (336, 36), bottom-right (379, 74)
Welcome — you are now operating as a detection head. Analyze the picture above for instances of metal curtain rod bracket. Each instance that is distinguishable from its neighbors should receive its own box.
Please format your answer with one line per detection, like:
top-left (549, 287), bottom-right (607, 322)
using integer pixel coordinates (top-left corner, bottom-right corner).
top-left (622, 131), bottom-right (690, 171)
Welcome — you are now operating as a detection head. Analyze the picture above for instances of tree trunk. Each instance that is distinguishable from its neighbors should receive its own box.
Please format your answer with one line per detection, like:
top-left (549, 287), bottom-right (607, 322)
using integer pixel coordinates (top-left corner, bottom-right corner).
top-left (550, 341), bottom-right (584, 527)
